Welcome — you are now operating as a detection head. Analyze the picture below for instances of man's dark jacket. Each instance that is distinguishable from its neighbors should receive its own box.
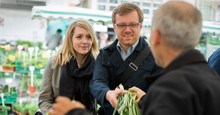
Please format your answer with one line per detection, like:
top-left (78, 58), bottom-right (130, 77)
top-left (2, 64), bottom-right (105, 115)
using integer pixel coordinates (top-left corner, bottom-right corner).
top-left (90, 37), bottom-right (161, 114)
top-left (140, 49), bottom-right (220, 115)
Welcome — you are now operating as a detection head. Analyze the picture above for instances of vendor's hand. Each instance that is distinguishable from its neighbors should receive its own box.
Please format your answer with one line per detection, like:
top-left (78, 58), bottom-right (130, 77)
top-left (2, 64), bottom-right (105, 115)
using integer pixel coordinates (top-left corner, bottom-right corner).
top-left (129, 86), bottom-right (146, 103)
top-left (106, 84), bottom-right (127, 108)
top-left (48, 96), bottom-right (85, 115)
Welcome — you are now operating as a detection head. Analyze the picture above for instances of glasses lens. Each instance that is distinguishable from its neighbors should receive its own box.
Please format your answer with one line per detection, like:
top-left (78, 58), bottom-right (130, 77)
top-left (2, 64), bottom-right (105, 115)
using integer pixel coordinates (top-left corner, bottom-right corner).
top-left (116, 23), bottom-right (139, 30)
top-left (129, 23), bottom-right (139, 29)
top-left (116, 24), bottom-right (126, 29)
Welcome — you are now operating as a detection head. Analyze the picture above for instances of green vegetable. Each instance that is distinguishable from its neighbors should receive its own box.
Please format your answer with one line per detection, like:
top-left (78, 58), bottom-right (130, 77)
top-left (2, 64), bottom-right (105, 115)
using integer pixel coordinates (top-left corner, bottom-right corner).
top-left (113, 91), bottom-right (141, 115)
top-left (0, 105), bottom-right (10, 110)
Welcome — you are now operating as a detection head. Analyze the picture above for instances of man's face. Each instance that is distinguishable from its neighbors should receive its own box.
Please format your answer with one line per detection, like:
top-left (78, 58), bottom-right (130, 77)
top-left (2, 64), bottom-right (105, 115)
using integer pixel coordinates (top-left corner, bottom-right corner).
top-left (113, 10), bottom-right (142, 48)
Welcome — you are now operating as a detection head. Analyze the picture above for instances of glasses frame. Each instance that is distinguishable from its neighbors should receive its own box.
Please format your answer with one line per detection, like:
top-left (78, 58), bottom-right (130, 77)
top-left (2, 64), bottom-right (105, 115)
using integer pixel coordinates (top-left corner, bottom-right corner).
top-left (115, 23), bottom-right (141, 30)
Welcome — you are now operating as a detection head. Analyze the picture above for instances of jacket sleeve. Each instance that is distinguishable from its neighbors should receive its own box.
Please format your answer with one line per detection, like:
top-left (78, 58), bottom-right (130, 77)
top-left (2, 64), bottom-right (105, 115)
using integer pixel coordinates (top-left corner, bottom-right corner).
top-left (38, 58), bottom-right (54, 114)
top-left (90, 50), bottom-right (110, 106)
top-left (208, 48), bottom-right (220, 77)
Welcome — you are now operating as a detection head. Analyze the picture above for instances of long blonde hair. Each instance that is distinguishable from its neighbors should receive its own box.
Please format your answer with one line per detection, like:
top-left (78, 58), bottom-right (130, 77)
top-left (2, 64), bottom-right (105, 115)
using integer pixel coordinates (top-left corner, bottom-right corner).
top-left (54, 20), bottom-right (99, 66)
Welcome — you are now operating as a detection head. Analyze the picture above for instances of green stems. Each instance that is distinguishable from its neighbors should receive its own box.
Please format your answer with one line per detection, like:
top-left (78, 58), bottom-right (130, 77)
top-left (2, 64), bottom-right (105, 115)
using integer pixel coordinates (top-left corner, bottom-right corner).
top-left (113, 91), bottom-right (141, 115)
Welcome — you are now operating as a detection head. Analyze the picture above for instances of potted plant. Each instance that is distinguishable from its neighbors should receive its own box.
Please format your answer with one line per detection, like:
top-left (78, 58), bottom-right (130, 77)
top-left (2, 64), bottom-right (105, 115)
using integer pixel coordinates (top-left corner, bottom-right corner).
top-left (2, 54), bottom-right (16, 72)
top-left (27, 103), bottom-right (38, 115)
top-left (28, 84), bottom-right (36, 94)
top-left (28, 66), bottom-right (36, 94)
top-left (13, 102), bottom-right (28, 115)
top-left (0, 105), bottom-right (10, 115)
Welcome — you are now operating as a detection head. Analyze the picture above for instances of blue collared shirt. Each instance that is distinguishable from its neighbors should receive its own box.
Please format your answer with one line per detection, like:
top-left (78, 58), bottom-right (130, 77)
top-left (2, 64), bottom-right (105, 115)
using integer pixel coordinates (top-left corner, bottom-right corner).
top-left (117, 39), bottom-right (139, 61)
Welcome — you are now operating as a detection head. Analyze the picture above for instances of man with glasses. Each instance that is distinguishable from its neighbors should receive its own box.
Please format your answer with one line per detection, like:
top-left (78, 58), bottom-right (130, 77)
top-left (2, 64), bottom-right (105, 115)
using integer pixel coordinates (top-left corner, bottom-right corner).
top-left (90, 2), bottom-right (161, 115)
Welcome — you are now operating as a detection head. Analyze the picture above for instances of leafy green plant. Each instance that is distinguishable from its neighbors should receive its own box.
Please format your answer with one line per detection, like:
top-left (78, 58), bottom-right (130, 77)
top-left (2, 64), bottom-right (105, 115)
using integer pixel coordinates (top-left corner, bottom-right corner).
top-left (15, 40), bottom-right (34, 47)
top-left (0, 105), bottom-right (10, 110)
top-left (3, 85), bottom-right (9, 93)
top-left (113, 91), bottom-right (141, 115)
top-left (0, 105), bottom-right (10, 115)
top-left (13, 102), bottom-right (39, 115)
top-left (27, 103), bottom-right (38, 115)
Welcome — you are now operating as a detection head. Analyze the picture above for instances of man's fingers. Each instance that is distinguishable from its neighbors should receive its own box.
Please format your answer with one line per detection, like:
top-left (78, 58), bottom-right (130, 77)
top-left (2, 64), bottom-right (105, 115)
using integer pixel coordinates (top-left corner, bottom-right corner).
top-left (129, 86), bottom-right (139, 92)
top-left (49, 109), bottom-right (61, 115)
top-left (119, 84), bottom-right (124, 90)
top-left (48, 109), bottom-right (53, 115)
top-left (115, 89), bottom-right (127, 95)
top-left (56, 96), bottom-right (71, 103)
top-left (52, 103), bottom-right (62, 112)
top-left (115, 87), bottom-right (120, 91)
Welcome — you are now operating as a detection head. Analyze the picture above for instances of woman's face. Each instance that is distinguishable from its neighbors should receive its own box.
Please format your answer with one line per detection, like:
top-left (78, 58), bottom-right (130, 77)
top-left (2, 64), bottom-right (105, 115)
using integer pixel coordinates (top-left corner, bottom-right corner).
top-left (72, 26), bottom-right (93, 56)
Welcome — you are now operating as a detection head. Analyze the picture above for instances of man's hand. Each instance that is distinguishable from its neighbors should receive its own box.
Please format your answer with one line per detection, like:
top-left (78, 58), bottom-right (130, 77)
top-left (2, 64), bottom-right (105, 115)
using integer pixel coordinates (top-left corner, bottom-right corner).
top-left (129, 86), bottom-right (146, 103)
top-left (105, 84), bottom-right (127, 108)
top-left (48, 96), bottom-right (85, 115)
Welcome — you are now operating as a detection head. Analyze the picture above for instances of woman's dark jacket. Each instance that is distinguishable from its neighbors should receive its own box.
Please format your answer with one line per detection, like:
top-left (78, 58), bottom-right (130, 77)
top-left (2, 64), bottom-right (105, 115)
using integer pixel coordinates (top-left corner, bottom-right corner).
top-left (59, 56), bottom-right (96, 113)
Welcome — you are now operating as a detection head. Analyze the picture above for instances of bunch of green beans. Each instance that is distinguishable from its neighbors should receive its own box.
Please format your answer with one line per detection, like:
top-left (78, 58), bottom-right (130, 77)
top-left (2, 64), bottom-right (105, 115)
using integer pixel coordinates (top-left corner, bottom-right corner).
top-left (113, 91), bottom-right (141, 115)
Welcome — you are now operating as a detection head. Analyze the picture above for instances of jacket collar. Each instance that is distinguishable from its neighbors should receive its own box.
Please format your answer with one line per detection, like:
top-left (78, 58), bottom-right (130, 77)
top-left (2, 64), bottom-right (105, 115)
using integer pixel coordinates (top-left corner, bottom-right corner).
top-left (103, 37), bottom-right (148, 68)
top-left (165, 49), bottom-right (207, 72)
top-left (146, 49), bottom-right (207, 83)
top-left (107, 37), bottom-right (147, 52)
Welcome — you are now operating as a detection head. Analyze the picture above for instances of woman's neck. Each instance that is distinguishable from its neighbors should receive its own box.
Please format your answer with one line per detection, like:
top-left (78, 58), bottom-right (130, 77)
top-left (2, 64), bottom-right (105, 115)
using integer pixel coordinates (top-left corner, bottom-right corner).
top-left (75, 54), bottom-right (86, 68)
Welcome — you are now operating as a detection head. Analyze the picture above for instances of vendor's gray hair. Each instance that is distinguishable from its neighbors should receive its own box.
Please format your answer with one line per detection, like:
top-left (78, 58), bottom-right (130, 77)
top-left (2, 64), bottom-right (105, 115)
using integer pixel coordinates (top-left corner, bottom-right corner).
top-left (152, 1), bottom-right (202, 50)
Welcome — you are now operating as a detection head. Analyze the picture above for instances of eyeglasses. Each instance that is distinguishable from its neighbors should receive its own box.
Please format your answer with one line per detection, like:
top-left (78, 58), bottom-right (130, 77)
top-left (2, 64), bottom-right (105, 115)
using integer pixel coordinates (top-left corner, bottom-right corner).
top-left (115, 23), bottom-right (140, 30)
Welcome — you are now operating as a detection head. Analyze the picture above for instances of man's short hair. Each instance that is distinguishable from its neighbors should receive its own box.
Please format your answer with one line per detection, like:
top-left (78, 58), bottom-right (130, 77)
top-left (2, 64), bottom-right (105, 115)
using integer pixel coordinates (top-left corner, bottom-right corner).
top-left (112, 2), bottom-right (143, 24)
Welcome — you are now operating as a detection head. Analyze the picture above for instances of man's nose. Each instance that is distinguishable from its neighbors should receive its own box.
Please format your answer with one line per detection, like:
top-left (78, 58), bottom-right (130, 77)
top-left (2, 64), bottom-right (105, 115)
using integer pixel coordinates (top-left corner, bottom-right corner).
top-left (124, 25), bottom-right (132, 31)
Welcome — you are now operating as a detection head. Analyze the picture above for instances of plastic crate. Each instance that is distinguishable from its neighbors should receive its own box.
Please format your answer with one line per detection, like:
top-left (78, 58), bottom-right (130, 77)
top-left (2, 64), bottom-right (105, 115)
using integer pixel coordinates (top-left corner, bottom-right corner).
top-left (15, 67), bottom-right (41, 74)
top-left (0, 72), bottom-right (4, 78)
top-left (0, 93), bottom-right (18, 104)
top-left (15, 61), bottom-right (22, 67)
top-left (15, 67), bottom-right (29, 74)
top-left (34, 68), bottom-right (41, 74)
top-left (3, 72), bottom-right (14, 78)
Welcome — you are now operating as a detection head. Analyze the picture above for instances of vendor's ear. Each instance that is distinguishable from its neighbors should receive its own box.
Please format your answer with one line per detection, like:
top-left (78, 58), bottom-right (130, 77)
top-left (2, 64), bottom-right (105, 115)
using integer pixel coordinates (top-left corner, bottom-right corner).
top-left (150, 29), bottom-right (162, 48)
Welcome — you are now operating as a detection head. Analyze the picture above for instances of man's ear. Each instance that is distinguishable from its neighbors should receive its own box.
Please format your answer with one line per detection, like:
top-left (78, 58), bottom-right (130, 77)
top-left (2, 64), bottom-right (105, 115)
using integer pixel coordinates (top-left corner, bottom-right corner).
top-left (140, 23), bottom-right (143, 29)
top-left (154, 29), bottom-right (162, 46)
top-left (113, 24), bottom-right (116, 29)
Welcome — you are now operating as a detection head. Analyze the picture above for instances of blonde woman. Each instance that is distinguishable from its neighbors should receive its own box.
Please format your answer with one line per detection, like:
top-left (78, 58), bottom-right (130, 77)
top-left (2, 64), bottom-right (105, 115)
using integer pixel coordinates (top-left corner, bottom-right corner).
top-left (38, 19), bottom-right (99, 115)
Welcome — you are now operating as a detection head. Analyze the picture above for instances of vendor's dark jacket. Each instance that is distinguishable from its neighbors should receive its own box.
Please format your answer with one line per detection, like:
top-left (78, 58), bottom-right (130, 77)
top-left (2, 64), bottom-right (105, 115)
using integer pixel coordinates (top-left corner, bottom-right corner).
top-left (139, 49), bottom-right (220, 115)
top-left (90, 37), bottom-right (162, 114)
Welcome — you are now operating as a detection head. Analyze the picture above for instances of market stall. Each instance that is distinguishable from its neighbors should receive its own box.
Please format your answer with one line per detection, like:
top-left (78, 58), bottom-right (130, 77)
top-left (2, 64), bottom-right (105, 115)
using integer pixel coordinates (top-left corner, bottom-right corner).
top-left (31, 5), bottom-right (112, 22)
top-left (31, 5), bottom-right (114, 44)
